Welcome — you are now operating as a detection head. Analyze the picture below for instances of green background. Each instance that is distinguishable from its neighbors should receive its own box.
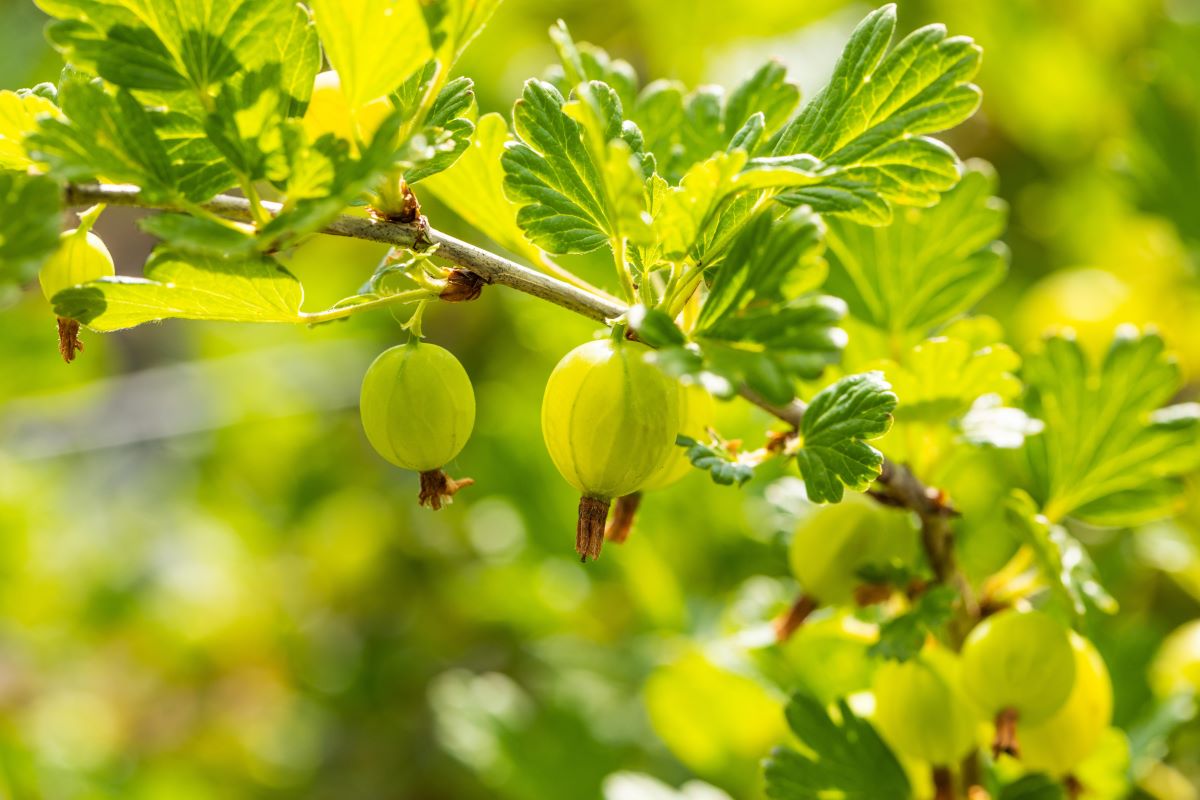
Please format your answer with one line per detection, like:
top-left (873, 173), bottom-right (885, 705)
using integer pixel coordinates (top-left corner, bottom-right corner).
top-left (1, 1), bottom-right (1199, 798)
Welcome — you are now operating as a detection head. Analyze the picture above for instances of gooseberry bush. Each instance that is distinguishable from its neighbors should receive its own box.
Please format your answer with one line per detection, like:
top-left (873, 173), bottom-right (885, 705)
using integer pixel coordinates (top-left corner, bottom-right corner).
top-left (2, 1), bottom-right (1198, 798)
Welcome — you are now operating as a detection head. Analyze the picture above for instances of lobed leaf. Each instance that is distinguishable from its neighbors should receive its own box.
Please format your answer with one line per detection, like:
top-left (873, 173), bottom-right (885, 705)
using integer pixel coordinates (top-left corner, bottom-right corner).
top-left (764, 694), bottom-right (910, 800)
top-left (1024, 329), bottom-right (1200, 527)
top-left (824, 162), bottom-right (1007, 337)
top-left (0, 89), bottom-right (59, 170)
top-left (793, 372), bottom-right (897, 503)
top-left (0, 172), bottom-right (62, 291)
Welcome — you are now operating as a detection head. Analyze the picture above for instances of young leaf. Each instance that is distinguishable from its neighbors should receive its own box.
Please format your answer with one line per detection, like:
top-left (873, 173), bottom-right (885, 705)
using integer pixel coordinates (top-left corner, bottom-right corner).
top-left (793, 373), bottom-right (897, 503)
top-left (869, 585), bottom-right (957, 662)
top-left (770, 3), bottom-right (983, 223)
top-left (0, 172), bottom-right (62, 290)
top-left (676, 435), bottom-right (755, 487)
top-left (1008, 490), bottom-right (1117, 618)
top-left (764, 694), bottom-right (910, 800)
top-left (37, 0), bottom-right (302, 96)
top-left (1024, 330), bottom-right (1200, 526)
top-left (0, 89), bottom-right (58, 169)
top-left (422, 0), bottom-right (502, 62)
top-left (403, 78), bottom-right (477, 184)
top-left (824, 162), bottom-right (1008, 337)
top-left (310, 0), bottom-right (433, 110)
top-left (502, 79), bottom-right (648, 255)
top-left (52, 248), bottom-right (304, 329)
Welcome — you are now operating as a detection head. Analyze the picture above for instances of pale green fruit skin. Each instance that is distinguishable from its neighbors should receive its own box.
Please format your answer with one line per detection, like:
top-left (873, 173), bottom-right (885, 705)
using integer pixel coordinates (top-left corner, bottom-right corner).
top-left (1020, 632), bottom-right (1113, 775)
top-left (788, 496), bottom-right (919, 605)
top-left (1150, 619), bottom-right (1200, 696)
top-left (641, 382), bottom-right (715, 491)
top-left (359, 343), bottom-right (475, 472)
top-left (872, 646), bottom-right (978, 766)
top-left (541, 339), bottom-right (680, 500)
top-left (960, 609), bottom-right (1075, 725)
top-left (39, 229), bottom-right (114, 302)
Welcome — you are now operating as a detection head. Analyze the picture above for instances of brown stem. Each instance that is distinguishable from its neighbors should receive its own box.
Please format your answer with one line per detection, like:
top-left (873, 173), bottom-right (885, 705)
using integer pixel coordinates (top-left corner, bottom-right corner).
top-left (418, 469), bottom-right (474, 510)
top-left (577, 496), bottom-right (610, 562)
top-left (932, 766), bottom-right (954, 800)
top-left (57, 317), bottom-right (83, 363)
top-left (992, 707), bottom-right (1020, 759)
top-left (605, 492), bottom-right (642, 544)
top-left (773, 594), bottom-right (818, 642)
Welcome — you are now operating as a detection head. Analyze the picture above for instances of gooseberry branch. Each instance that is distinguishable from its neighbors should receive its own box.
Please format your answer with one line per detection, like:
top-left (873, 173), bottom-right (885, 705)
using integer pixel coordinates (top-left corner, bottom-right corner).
top-left (62, 182), bottom-right (964, 593)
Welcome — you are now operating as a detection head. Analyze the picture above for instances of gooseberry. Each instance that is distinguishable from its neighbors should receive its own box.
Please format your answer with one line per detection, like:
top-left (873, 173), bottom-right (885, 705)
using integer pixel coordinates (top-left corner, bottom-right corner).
top-left (39, 227), bottom-right (115, 363)
top-left (959, 609), bottom-right (1075, 758)
top-left (541, 338), bottom-right (680, 560)
top-left (1020, 632), bottom-right (1112, 776)
top-left (872, 645), bottom-right (977, 767)
top-left (360, 341), bottom-right (475, 509)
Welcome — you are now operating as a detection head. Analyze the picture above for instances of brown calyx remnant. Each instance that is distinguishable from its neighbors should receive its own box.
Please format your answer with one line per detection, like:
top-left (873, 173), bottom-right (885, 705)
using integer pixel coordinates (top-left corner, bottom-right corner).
top-left (1064, 775), bottom-right (1083, 800)
top-left (439, 269), bottom-right (487, 303)
top-left (932, 767), bottom-right (954, 800)
top-left (772, 594), bottom-right (819, 642)
top-left (853, 582), bottom-right (893, 606)
top-left (992, 707), bottom-right (1020, 759)
top-left (57, 317), bottom-right (84, 363)
top-left (967, 787), bottom-right (992, 800)
top-left (604, 492), bottom-right (642, 544)
top-left (418, 469), bottom-right (474, 510)
top-left (577, 495), bottom-right (611, 562)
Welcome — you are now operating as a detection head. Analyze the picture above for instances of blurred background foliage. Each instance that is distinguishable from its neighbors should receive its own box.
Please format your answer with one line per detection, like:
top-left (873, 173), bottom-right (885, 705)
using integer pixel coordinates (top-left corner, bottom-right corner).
top-left (1, 0), bottom-right (1200, 798)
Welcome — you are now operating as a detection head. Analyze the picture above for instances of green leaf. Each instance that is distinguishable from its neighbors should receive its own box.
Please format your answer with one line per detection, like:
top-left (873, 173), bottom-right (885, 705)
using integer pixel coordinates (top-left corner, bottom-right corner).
top-left (0, 89), bottom-right (58, 169)
top-left (869, 585), bottom-right (957, 662)
top-left (1007, 490), bottom-right (1118, 618)
top-left (547, 21), bottom-right (639, 112)
top-left (52, 248), bottom-right (304, 330)
top-left (203, 65), bottom-right (292, 183)
top-left (138, 214), bottom-right (255, 256)
top-left (676, 435), bottom-right (755, 487)
top-left (422, 0), bottom-right (502, 62)
top-left (37, 0), bottom-right (302, 96)
top-left (502, 79), bottom-right (647, 254)
top-left (627, 305), bottom-right (686, 348)
top-left (1024, 330), bottom-right (1200, 527)
top-left (0, 172), bottom-right (62, 291)
top-left (877, 337), bottom-right (1022, 424)
top-left (422, 112), bottom-right (535, 259)
top-left (793, 373), bottom-right (897, 503)
top-left (402, 79), bottom-right (477, 184)
top-left (770, 3), bottom-right (982, 224)
top-left (310, 0), bottom-right (433, 109)
top-left (764, 694), bottom-right (910, 800)
top-left (824, 162), bottom-right (1007, 337)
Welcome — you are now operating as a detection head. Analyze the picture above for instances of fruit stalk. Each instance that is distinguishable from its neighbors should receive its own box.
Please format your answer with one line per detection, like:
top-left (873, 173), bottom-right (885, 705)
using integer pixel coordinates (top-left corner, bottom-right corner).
top-left (773, 594), bottom-right (818, 642)
top-left (993, 707), bottom-right (1019, 758)
top-left (932, 767), bottom-right (954, 800)
top-left (577, 496), bottom-right (611, 561)
top-left (604, 492), bottom-right (641, 544)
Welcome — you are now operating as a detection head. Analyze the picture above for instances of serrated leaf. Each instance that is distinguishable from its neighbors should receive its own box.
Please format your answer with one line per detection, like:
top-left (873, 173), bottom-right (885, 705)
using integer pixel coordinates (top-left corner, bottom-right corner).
top-left (877, 337), bottom-right (1022, 424)
top-left (793, 372), bottom-right (897, 503)
top-left (310, 0), bottom-right (432, 110)
top-left (764, 694), bottom-right (910, 800)
top-left (1007, 490), bottom-right (1117, 618)
top-left (0, 89), bottom-right (58, 169)
top-left (628, 305), bottom-right (686, 348)
top-left (422, 112), bottom-right (535, 259)
top-left (770, 3), bottom-right (982, 224)
top-left (502, 79), bottom-right (647, 255)
top-left (0, 172), bottom-right (62, 291)
top-left (676, 435), bottom-right (755, 487)
top-left (1024, 330), bottom-right (1200, 527)
top-left (547, 20), bottom-right (639, 112)
top-left (824, 162), bottom-right (1007, 337)
top-left (138, 213), bottom-right (255, 256)
top-left (422, 0), bottom-right (501, 62)
top-left (869, 585), bottom-right (957, 662)
top-left (53, 248), bottom-right (304, 330)
top-left (37, 0), bottom-right (300, 95)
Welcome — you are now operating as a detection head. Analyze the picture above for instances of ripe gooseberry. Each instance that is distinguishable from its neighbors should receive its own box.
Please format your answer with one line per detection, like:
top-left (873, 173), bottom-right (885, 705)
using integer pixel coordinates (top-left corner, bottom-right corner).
top-left (606, 382), bottom-right (714, 544)
top-left (959, 609), bottom-right (1075, 758)
top-left (39, 227), bottom-right (115, 363)
top-left (360, 341), bottom-right (475, 509)
top-left (541, 337), bottom-right (680, 560)
top-left (872, 645), bottom-right (978, 768)
top-left (1020, 632), bottom-right (1113, 777)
